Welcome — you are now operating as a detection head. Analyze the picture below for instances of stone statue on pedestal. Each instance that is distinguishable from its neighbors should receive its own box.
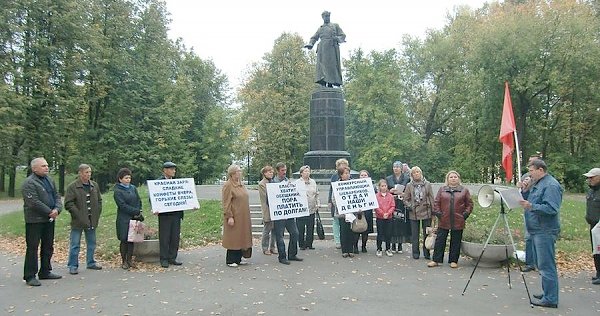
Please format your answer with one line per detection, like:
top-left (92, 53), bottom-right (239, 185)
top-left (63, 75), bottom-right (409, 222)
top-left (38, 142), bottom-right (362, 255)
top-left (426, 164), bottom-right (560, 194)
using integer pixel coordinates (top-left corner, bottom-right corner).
top-left (304, 11), bottom-right (346, 87)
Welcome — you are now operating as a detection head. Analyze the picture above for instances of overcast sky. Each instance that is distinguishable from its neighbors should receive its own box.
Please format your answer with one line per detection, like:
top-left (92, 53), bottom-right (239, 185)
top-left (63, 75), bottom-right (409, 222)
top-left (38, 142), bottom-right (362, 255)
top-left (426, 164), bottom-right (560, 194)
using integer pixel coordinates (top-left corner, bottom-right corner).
top-left (164, 0), bottom-right (491, 89)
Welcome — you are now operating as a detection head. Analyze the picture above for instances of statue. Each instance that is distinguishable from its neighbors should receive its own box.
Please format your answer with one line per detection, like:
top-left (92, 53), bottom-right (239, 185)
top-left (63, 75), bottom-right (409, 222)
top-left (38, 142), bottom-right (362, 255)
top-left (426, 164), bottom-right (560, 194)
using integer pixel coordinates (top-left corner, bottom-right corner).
top-left (304, 11), bottom-right (346, 87)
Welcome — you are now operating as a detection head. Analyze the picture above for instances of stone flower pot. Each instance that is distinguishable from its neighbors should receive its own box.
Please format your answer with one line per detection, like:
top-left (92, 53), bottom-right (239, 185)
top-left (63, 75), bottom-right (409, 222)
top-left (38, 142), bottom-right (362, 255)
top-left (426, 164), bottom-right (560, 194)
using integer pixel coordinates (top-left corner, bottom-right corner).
top-left (461, 241), bottom-right (515, 268)
top-left (133, 239), bottom-right (160, 262)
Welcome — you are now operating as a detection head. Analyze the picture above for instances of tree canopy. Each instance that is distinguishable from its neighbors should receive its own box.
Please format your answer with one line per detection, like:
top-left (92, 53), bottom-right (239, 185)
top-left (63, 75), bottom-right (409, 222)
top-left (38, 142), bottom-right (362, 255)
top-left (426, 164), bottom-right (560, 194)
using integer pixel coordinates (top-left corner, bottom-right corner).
top-left (237, 0), bottom-right (600, 190)
top-left (2, 0), bottom-right (598, 195)
top-left (0, 0), bottom-right (233, 194)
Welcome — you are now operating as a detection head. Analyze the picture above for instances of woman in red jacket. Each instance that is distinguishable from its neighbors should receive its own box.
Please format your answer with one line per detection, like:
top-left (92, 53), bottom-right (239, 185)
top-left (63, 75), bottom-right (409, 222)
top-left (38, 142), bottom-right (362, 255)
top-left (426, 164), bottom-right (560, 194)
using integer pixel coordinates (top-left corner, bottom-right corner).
top-left (375, 179), bottom-right (396, 257)
top-left (427, 170), bottom-right (473, 268)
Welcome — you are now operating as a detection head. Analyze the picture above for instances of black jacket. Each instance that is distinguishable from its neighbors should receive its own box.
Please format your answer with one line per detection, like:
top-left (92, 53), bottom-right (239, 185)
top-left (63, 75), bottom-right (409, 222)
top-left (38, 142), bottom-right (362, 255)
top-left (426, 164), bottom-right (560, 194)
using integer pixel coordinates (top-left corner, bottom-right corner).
top-left (22, 174), bottom-right (62, 223)
top-left (113, 184), bottom-right (142, 242)
top-left (586, 185), bottom-right (600, 225)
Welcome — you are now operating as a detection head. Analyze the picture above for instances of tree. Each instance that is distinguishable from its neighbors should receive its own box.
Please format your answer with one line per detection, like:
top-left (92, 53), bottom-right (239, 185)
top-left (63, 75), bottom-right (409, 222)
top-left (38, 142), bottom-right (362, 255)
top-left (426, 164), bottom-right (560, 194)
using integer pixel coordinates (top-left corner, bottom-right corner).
top-left (238, 33), bottom-right (314, 177)
top-left (344, 48), bottom-right (416, 178)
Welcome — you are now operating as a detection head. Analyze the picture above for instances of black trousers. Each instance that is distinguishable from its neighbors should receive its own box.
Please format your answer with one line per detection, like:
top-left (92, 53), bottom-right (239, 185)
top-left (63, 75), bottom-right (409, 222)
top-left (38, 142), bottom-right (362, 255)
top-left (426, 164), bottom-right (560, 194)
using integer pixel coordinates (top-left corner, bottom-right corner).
top-left (24, 222), bottom-right (55, 281)
top-left (590, 224), bottom-right (600, 276)
top-left (411, 219), bottom-right (432, 258)
top-left (432, 228), bottom-right (463, 264)
top-left (339, 218), bottom-right (358, 254)
top-left (376, 218), bottom-right (393, 251)
top-left (158, 212), bottom-right (182, 261)
top-left (274, 218), bottom-right (299, 260)
top-left (297, 213), bottom-right (315, 248)
top-left (226, 249), bottom-right (243, 264)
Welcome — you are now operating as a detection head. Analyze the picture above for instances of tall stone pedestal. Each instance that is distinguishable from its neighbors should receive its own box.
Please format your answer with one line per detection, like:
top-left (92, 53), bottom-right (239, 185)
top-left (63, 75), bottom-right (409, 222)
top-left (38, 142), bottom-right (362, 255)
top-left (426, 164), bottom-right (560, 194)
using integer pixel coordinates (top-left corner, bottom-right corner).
top-left (302, 88), bottom-right (352, 184)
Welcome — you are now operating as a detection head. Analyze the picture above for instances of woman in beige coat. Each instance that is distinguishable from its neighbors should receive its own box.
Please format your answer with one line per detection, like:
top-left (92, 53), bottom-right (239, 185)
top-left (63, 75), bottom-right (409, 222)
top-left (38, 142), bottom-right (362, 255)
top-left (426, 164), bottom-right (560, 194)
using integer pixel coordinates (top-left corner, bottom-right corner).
top-left (221, 164), bottom-right (252, 267)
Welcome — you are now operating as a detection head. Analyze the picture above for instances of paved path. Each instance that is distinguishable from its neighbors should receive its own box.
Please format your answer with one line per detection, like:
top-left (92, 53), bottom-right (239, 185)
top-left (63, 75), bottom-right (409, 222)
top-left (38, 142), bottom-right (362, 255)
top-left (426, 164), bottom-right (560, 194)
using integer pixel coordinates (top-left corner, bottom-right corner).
top-left (0, 199), bottom-right (21, 216)
top-left (1, 241), bottom-right (598, 315)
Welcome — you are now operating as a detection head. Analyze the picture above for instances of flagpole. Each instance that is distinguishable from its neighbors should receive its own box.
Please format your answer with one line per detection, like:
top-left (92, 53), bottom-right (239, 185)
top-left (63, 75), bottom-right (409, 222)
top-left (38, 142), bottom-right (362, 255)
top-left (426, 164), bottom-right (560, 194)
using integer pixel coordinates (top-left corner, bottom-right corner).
top-left (513, 129), bottom-right (522, 180)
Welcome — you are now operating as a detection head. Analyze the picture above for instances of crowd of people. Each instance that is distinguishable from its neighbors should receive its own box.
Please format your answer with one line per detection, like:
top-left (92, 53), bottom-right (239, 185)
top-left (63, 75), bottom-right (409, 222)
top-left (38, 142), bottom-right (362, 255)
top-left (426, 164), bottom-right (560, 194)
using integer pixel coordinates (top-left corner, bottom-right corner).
top-left (19, 155), bottom-right (599, 310)
top-left (251, 158), bottom-right (469, 267)
top-left (22, 158), bottom-right (186, 286)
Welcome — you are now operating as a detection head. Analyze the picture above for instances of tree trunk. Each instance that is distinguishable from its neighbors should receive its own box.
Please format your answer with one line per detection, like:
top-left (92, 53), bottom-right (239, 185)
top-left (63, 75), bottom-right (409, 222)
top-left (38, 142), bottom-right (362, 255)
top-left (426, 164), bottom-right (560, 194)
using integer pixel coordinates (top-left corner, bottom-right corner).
top-left (8, 166), bottom-right (16, 198)
top-left (0, 166), bottom-right (5, 192)
top-left (58, 163), bottom-right (65, 196)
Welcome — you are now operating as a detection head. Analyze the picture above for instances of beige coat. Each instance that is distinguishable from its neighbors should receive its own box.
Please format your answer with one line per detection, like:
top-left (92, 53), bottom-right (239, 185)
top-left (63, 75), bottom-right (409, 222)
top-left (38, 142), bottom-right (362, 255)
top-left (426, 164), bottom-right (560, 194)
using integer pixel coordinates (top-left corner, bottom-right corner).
top-left (221, 180), bottom-right (252, 250)
top-left (258, 178), bottom-right (271, 222)
top-left (295, 178), bottom-right (319, 214)
top-left (404, 179), bottom-right (434, 220)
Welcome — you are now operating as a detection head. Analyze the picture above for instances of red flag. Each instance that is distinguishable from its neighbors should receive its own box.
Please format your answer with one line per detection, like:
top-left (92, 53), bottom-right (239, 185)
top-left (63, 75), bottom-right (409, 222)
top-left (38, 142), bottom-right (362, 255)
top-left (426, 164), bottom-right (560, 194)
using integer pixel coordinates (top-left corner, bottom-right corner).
top-left (499, 82), bottom-right (516, 182)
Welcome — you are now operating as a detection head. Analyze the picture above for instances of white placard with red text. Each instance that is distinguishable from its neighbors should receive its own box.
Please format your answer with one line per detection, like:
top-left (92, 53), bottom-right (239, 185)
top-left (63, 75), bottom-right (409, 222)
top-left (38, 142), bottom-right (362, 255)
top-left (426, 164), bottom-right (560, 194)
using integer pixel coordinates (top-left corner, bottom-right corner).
top-left (147, 178), bottom-right (199, 213)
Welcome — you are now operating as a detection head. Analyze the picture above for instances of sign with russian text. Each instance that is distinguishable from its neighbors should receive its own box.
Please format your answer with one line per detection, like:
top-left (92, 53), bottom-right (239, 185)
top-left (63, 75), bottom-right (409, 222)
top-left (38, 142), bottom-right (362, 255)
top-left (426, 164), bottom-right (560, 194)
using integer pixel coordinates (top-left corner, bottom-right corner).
top-left (331, 177), bottom-right (378, 215)
top-left (147, 178), bottom-right (199, 213)
top-left (266, 181), bottom-right (309, 220)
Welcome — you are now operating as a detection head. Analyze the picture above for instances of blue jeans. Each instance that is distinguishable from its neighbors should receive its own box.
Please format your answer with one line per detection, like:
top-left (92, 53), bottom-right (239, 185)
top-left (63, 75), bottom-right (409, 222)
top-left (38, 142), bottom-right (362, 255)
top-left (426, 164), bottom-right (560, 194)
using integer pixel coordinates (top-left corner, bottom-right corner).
top-left (68, 228), bottom-right (97, 268)
top-left (532, 233), bottom-right (558, 305)
top-left (523, 216), bottom-right (536, 267)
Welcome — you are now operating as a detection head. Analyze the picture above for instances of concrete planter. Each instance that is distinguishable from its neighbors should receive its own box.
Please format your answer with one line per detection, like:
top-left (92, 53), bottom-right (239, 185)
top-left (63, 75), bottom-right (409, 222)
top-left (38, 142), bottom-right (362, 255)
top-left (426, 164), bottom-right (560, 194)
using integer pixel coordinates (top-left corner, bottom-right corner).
top-left (461, 241), bottom-right (515, 268)
top-left (133, 239), bottom-right (160, 262)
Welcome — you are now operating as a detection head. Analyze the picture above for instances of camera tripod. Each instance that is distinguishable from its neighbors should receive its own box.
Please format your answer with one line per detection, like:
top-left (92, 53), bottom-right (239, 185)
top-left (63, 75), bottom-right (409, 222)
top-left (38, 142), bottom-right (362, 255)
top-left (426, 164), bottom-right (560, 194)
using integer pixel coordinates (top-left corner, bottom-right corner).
top-left (461, 195), bottom-right (533, 307)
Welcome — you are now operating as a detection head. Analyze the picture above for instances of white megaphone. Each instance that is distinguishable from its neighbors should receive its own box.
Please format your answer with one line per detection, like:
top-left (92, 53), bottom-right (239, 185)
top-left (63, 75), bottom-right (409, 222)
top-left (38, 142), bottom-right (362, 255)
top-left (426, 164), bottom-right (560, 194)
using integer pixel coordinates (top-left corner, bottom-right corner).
top-left (477, 185), bottom-right (501, 208)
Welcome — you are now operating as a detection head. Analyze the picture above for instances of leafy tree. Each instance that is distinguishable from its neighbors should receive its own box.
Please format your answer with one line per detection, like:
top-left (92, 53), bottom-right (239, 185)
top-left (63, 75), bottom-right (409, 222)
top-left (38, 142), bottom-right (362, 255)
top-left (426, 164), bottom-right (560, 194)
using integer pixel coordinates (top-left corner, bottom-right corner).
top-left (344, 49), bottom-right (416, 178)
top-left (237, 33), bottom-right (314, 178)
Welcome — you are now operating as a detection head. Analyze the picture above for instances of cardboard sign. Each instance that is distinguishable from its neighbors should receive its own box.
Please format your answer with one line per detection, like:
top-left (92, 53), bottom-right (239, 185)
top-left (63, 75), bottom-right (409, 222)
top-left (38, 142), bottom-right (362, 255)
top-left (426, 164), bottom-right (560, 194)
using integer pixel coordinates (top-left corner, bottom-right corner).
top-left (331, 177), bottom-right (379, 215)
top-left (147, 178), bottom-right (200, 213)
top-left (266, 181), bottom-right (309, 220)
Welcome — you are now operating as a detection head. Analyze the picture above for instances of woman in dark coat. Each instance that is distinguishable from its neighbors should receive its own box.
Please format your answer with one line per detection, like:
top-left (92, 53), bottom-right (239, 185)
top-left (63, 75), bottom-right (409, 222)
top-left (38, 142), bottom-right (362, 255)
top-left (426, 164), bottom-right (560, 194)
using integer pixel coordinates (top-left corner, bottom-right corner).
top-left (113, 168), bottom-right (142, 270)
top-left (355, 170), bottom-right (374, 253)
top-left (386, 161), bottom-right (411, 253)
top-left (427, 170), bottom-right (473, 268)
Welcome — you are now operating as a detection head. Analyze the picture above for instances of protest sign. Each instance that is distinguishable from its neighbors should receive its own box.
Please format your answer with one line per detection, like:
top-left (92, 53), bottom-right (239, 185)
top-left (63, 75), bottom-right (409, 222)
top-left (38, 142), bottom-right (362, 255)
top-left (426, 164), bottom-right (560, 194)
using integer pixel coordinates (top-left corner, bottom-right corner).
top-left (331, 177), bottom-right (378, 215)
top-left (147, 178), bottom-right (200, 213)
top-left (266, 181), bottom-right (309, 220)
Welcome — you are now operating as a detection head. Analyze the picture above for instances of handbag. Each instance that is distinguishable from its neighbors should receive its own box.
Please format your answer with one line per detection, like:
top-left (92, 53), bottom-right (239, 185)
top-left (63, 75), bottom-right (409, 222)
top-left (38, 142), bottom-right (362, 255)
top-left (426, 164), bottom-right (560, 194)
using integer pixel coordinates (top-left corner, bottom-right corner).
top-left (425, 218), bottom-right (437, 250)
top-left (351, 213), bottom-right (368, 233)
top-left (592, 221), bottom-right (600, 255)
top-left (316, 211), bottom-right (325, 240)
top-left (424, 230), bottom-right (436, 250)
top-left (127, 220), bottom-right (145, 243)
top-left (242, 247), bottom-right (253, 259)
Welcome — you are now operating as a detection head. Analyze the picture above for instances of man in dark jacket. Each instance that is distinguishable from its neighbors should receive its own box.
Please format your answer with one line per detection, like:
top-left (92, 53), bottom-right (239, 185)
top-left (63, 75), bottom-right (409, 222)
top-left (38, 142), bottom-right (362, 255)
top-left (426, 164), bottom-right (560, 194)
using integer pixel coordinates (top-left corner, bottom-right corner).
top-left (65, 164), bottom-right (103, 275)
top-left (22, 157), bottom-right (63, 286)
top-left (155, 161), bottom-right (183, 268)
top-left (583, 167), bottom-right (600, 285)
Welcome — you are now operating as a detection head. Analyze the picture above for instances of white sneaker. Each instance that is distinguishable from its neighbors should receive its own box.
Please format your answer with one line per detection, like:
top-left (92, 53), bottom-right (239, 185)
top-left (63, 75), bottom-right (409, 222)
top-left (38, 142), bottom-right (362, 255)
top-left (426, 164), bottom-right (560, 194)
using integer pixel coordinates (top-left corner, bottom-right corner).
top-left (386, 250), bottom-right (393, 257)
top-left (376, 250), bottom-right (382, 257)
top-left (398, 250), bottom-right (403, 254)
top-left (227, 263), bottom-right (238, 267)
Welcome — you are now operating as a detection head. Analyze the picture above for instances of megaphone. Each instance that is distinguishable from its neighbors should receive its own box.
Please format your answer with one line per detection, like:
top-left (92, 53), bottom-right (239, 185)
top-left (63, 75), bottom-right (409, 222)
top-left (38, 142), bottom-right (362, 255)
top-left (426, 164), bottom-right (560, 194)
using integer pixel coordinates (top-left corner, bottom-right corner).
top-left (477, 185), bottom-right (501, 208)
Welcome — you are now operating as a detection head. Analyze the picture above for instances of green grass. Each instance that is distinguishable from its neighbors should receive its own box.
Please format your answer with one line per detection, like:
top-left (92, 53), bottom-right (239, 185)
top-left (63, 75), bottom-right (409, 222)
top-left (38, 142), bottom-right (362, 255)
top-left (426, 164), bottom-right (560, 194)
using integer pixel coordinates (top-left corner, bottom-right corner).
top-left (463, 195), bottom-right (589, 256)
top-left (0, 185), bottom-right (223, 261)
top-left (0, 169), bottom-right (77, 199)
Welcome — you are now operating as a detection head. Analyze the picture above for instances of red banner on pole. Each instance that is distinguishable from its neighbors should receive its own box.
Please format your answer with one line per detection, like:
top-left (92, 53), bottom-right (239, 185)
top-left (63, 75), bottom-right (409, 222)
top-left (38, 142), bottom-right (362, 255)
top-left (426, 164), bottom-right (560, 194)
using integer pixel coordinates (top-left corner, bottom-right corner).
top-left (499, 82), bottom-right (516, 182)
